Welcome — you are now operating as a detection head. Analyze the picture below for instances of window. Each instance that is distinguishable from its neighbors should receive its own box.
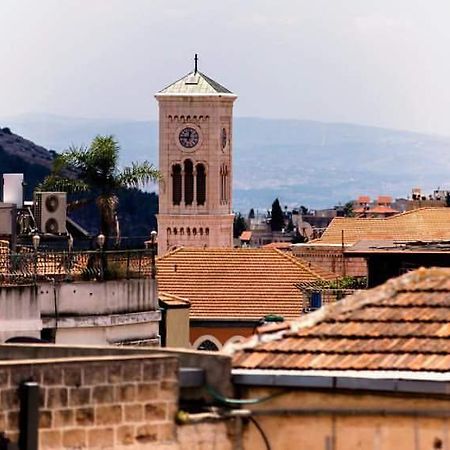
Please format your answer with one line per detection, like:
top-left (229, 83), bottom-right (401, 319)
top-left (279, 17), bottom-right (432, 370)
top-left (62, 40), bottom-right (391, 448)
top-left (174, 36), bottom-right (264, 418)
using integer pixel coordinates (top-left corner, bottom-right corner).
top-left (310, 291), bottom-right (322, 309)
top-left (184, 160), bottom-right (194, 206)
top-left (197, 339), bottom-right (219, 351)
top-left (172, 164), bottom-right (182, 205)
top-left (196, 163), bottom-right (206, 205)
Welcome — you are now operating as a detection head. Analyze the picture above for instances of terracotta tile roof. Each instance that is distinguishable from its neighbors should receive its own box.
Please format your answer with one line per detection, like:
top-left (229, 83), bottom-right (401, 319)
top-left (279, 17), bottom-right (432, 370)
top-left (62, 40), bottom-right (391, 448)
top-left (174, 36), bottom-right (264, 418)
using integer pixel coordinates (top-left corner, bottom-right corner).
top-left (377, 195), bottom-right (392, 204)
top-left (368, 206), bottom-right (399, 214)
top-left (232, 267), bottom-right (450, 373)
top-left (240, 231), bottom-right (252, 241)
top-left (157, 248), bottom-right (337, 321)
top-left (316, 208), bottom-right (450, 245)
top-left (262, 242), bottom-right (292, 250)
top-left (357, 196), bottom-right (370, 204)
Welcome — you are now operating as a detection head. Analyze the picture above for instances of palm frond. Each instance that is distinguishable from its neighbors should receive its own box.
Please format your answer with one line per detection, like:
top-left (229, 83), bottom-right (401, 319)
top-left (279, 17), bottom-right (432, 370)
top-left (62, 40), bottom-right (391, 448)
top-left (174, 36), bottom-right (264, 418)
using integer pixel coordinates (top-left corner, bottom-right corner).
top-left (118, 161), bottom-right (161, 189)
top-left (37, 176), bottom-right (89, 194)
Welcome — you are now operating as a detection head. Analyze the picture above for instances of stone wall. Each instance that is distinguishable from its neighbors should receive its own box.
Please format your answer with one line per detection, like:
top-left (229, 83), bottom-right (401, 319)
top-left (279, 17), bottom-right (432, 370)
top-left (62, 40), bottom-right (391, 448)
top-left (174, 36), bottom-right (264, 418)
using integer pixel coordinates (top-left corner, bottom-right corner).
top-left (293, 246), bottom-right (367, 277)
top-left (0, 354), bottom-right (179, 449)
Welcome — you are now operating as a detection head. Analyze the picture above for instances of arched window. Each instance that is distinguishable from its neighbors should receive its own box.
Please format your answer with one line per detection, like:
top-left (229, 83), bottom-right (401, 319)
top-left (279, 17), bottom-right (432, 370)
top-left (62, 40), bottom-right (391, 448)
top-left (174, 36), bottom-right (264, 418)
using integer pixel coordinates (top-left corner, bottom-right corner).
top-left (197, 339), bottom-right (219, 351)
top-left (205, 228), bottom-right (209, 236)
top-left (184, 160), bottom-right (194, 206)
top-left (193, 228), bottom-right (197, 236)
top-left (187, 227), bottom-right (191, 236)
top-left (199, 228), bottom-right (203, 236)
top-left (173, 228), bottom-right (178, 235)
top-left (220, 164), bottom-right (228, 203)
top-left (172, 164), bottom-right (182, 205)
top-left (180, 227), bottom-right (184, 235)
top-left (167, 227), bottom-right (171, 235)
top-left (196, 163), bottom-right (206, 205)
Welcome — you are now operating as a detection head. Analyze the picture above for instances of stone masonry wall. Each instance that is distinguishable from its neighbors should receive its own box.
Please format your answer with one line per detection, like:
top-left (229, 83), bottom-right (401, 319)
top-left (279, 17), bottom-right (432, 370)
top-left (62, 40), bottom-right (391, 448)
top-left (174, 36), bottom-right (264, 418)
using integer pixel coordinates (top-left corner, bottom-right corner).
top-left (0, 355), bottom-right (178, 449)
top-left (294, 246), bottom-right (367, 277)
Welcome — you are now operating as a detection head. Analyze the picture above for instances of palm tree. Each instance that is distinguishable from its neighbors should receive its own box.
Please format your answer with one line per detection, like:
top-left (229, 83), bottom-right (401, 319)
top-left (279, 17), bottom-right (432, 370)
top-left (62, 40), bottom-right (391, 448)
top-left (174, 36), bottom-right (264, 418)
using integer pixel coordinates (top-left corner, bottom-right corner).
top-left (39, 135), bottom-right (160, 245)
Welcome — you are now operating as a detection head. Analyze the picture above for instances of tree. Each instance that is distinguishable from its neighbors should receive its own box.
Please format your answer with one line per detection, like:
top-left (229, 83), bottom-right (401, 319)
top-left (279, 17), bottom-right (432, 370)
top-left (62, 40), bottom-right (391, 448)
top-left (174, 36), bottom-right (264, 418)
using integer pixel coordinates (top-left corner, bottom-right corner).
top-left (270, 198), bottom-right (285, 232)
top-left (248, 208), bottom-right (255, 219)
top-left (39, 135), bottom-right (160, 245)
top-left (343, 201), bottom-right (354, 217)
top-left (233, 213), bottom-right (247, 238)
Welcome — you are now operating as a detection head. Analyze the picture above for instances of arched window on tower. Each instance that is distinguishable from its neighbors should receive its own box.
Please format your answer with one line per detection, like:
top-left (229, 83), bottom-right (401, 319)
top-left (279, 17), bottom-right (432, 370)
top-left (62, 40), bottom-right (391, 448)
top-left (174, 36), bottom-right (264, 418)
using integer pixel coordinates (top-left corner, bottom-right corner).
top-left (184, 159), bottom-right (194, 206)
top-left (196, 163), bottom-right (206, 205)
top-left (220, 164), bottom-right (228, 204)
top-left (172, 164), bottom-right (182, 205)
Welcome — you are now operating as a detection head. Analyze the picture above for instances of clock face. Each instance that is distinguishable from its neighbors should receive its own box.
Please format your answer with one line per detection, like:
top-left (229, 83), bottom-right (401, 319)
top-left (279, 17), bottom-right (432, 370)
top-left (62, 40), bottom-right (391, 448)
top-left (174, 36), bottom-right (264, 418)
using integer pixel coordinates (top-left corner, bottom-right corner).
top-left (179, 127), bottom-right (199, 149)
top-left (221, 127), bottom-right (227, 150)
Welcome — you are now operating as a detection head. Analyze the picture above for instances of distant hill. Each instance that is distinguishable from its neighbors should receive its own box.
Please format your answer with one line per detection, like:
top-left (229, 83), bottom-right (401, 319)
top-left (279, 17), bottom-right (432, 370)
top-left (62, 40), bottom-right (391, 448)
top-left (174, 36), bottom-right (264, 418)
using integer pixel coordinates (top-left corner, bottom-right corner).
top-left (0, 126), bottom-right (157, 242)
top-left (4, 114), bottom-right (450, 211)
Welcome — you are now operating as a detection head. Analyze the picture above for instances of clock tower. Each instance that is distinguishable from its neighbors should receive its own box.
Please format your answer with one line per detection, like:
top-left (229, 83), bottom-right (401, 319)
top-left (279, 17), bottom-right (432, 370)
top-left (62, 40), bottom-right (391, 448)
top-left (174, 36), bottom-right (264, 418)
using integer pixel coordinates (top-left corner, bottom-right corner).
top-left (156, 57), bottom-right (237, 254)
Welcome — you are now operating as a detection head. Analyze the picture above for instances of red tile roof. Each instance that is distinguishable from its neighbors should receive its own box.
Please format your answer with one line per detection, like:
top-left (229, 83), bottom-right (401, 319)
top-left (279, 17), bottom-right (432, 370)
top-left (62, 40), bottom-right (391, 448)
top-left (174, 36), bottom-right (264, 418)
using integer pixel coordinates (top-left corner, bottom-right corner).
top-left (157, 247), bottom-right (337, 321)
top-left (315, 208), bottom-right (450, 245)
top-left (232, 267), bottom-right (450, 373)
top-left (240, 231), bottom-right (252, 241)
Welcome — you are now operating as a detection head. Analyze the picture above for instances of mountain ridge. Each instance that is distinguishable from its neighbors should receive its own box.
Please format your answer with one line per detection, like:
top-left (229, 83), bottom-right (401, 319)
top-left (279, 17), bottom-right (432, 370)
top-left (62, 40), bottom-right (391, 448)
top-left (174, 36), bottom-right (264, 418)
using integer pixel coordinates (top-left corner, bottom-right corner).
top-left (3, 114), bottom-right (450, 211)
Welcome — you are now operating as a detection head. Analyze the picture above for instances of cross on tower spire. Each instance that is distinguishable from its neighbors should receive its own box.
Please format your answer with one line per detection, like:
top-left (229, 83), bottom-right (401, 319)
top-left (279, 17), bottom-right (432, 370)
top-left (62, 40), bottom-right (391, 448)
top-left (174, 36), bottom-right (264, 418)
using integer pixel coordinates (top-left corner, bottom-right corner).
top-left (194, 54), bottom-right (198, 74)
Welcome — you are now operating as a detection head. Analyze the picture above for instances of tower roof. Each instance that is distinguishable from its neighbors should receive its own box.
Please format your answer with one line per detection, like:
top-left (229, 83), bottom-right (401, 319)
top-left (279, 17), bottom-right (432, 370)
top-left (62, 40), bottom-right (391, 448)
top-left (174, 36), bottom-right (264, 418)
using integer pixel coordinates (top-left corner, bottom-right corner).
top-left (158, 71), bottom-right (233, 95)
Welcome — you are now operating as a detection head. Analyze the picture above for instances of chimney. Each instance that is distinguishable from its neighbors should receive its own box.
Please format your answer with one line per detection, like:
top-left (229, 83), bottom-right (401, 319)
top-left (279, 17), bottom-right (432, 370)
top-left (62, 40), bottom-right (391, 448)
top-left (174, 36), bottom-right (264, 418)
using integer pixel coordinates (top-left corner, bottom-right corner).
top-left (3, 173), bottom-right (24, 208)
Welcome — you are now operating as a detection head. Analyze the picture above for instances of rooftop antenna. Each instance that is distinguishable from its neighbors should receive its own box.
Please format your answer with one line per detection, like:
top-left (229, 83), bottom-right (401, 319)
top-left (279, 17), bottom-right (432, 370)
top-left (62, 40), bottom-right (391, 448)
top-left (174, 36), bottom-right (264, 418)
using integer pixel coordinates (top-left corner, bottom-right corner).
top-left (194, 53), bottom-right (198, 74)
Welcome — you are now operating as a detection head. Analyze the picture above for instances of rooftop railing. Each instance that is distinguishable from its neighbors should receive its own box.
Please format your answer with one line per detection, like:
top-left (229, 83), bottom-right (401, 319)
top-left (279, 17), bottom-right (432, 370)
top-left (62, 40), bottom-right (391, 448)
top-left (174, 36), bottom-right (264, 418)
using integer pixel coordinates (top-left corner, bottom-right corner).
top-left (0, 248), bottom-right (155, 285)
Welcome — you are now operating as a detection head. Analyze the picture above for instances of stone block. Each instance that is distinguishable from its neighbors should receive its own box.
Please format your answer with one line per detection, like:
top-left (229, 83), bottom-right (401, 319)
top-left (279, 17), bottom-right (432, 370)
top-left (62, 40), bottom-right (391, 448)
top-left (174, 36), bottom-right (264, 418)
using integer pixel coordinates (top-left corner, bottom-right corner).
top-left (64, 367), bottom-right (82, 387)
top-left (42, 367), bottom-right (63, 386)
top-left (96, 405), bottom-right (122, 425)
top-left (6, 411), bottom-right (18, 431)
top-left (163, 360), bottom-right (179, 380)
top-left (158, 423), bottom-right (176, 442)
top-left (143, 361), bottom-right (162, 381)
top-left (10, 367), bottom-right (35, 385)
top-left (1, 388), bottom-right (19, 410)
top-left (124, 404), bottom-right (143, 422)
top-left (46, 387), bottom-right (68, 408)
top-left (117, 384), bottom-right (136, 403)
top-left (84, 365), bottom-right (106, 385)
top-left (92, 385), bottom-right (115, 404)
top-left (62, 428), bottom-right (87, 448)
top-left (145, 402), bottom-right (168, 421)
top-left (0, 412), bottom-right (5, 429)
top-left (107, 364), bottom-right (123, 383)
top-left (136, 424), bottom-right (158, 444)
top-left (39, 410), bottom-right (52, 429)
top-left (39, 430), bottom-right (62, 449)
top-left (0, 370), bottom-right (9, 387)
top-left (53, 409), bottom-right (74, 428)
top-left (122, 362), bottom-right (142, 382)
top-left (69, 387), bottom-right (90, 406)
top-left (116, 425), bottom-right (135, 445)
top-left (75, 407), bottom-right (94, 426)
top-left (88, 427), bottom-right (115, 447)
top-left (158, 380), bottom-right (178, 401)
top-left (137, 382), bottom-right (158, 400)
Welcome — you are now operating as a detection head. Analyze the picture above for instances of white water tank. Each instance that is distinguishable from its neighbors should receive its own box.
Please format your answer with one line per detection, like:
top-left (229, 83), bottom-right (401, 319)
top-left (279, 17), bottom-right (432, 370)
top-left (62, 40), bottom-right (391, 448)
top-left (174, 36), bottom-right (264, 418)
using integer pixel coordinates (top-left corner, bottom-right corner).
top-left (3, 173), bottom-right (24, 208)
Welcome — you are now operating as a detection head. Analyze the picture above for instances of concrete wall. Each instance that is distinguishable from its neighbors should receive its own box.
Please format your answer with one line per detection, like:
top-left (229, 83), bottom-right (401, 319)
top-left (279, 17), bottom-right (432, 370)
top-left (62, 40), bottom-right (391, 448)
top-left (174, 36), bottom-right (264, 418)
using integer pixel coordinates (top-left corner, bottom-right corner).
top-left (1, 278), bottom-right (160, 346)
top-left (166, 308), bottom-right (190, 348)
top-left (241, 387), bottom-right (450, 450)
top-left (0, 284), bottom-right (41, 342)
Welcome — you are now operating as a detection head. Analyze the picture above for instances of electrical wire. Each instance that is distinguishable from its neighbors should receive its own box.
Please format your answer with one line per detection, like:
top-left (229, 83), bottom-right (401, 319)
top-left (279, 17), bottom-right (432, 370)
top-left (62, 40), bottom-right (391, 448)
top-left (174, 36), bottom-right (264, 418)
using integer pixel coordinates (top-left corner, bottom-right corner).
top-left (249, 416), bottom-right (271, 450)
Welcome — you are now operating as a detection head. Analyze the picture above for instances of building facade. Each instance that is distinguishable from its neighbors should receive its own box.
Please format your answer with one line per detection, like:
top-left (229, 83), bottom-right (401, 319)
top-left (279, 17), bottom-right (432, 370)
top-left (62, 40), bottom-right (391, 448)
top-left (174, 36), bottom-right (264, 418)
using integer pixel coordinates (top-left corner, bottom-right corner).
top-left (156, 59), bottom-right (237, 254)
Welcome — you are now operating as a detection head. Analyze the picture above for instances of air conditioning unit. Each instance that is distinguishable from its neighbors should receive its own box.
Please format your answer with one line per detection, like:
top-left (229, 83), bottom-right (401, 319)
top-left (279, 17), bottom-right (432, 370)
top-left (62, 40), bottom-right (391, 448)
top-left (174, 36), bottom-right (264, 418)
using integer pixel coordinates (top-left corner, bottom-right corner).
top-left (34, 192), bottom-right (67, 235)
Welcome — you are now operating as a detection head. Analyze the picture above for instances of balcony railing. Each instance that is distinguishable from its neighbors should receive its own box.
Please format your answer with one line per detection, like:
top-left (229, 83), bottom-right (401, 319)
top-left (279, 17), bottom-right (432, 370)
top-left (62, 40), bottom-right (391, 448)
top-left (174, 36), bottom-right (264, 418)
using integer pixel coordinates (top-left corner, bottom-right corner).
top-left (0, 248), bottom-right (155, 285)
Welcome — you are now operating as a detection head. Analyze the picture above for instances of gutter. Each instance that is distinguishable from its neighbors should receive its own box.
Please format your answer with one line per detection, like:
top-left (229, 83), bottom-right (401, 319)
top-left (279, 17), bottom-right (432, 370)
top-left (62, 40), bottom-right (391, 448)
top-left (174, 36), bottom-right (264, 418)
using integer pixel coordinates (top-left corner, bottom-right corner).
top-left (232, 370), bottom-right (450, 396)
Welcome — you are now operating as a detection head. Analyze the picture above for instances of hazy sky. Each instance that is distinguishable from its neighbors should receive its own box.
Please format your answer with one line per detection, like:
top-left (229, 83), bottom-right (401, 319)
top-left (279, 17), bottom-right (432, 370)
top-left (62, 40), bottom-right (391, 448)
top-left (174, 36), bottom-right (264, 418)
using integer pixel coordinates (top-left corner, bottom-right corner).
top-left (2, 0), bottom-right (450, 135)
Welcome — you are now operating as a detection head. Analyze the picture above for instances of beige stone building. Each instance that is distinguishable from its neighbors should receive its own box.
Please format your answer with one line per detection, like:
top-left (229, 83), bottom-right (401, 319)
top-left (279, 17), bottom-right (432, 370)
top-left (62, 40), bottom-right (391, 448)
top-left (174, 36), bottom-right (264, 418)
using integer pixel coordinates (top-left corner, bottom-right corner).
top-left (155, 57), bottom-right (237, 254)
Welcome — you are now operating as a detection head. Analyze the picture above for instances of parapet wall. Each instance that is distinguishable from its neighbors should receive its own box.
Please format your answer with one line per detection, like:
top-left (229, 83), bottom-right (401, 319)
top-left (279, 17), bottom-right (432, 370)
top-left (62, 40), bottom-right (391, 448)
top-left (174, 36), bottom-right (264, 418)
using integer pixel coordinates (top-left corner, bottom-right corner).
top-left (293, 246), bottom-right (367, 277)
top-left (0, 354), bottom-right (179, 449)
